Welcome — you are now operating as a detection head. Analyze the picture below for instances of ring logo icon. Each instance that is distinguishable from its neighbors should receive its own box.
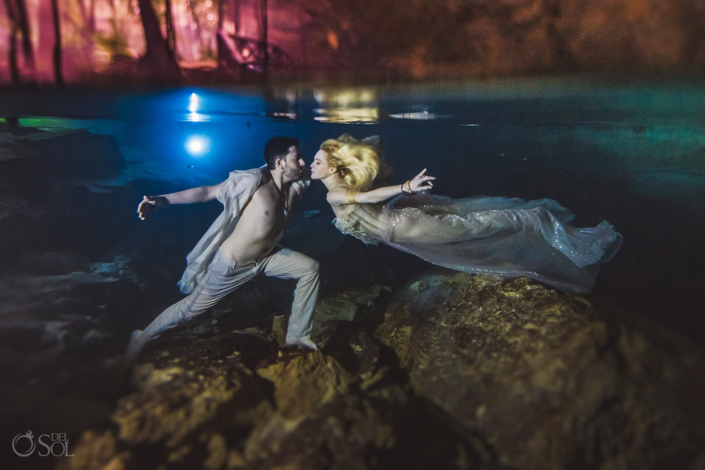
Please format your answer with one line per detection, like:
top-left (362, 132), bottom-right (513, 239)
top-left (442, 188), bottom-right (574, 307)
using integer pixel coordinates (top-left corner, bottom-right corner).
top-left (12, 430), bottom-right (73, 457)
top-left (12, 431), bottom-right (36, 457)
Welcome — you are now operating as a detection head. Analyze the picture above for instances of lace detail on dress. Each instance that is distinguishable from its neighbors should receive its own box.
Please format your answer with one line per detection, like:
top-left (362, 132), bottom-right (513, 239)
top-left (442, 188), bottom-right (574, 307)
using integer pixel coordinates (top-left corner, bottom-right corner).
top-left (333, 215), bottom-right (380, 245)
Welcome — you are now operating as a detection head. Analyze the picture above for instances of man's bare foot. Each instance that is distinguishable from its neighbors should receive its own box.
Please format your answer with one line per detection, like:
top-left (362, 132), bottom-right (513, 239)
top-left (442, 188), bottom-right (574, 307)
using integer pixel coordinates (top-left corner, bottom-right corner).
top-left (285, 335), bottom-right (318, 351)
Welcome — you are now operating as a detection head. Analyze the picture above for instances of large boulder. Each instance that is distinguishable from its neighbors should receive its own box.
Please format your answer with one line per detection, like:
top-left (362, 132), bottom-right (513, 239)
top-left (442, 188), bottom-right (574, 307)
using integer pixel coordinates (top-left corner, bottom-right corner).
top-left (373, 270), bottom-right (705, 469)
top-left (0, 127), bottom-right (126, 182)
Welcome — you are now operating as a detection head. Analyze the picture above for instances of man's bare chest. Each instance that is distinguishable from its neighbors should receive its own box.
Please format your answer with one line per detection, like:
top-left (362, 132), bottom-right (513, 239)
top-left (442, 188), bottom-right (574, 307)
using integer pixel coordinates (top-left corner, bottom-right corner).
top-left (241, 185), bottom-right (288, 226)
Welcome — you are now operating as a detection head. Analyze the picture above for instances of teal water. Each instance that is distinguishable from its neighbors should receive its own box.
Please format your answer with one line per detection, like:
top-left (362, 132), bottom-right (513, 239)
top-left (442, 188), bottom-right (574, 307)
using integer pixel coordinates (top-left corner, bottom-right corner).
top-left (1, 78), bottom-right (703, 338)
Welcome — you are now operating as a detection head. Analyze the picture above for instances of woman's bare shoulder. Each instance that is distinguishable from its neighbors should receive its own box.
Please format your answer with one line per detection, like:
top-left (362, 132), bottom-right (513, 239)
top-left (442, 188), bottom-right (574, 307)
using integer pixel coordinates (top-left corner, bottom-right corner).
top-left (326, 188), bottom-right (349, 205)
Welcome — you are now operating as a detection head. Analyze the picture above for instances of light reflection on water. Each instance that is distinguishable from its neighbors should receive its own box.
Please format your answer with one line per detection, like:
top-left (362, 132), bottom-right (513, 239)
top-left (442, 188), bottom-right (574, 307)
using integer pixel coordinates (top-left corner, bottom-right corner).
top-left (388, 111), bottom-right (449, 120)
top-left (314, 108), bottom-right (378, 123)
top-left (313, 88), bottom-right (379, 123)
top-left (185, 112), bottom-right (211, 122)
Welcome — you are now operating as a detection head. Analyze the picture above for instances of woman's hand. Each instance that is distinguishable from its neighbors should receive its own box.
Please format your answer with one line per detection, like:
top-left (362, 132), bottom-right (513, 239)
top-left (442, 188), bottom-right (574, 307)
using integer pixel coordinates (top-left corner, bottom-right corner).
top-left (409, 169), bottom-right (436, 193)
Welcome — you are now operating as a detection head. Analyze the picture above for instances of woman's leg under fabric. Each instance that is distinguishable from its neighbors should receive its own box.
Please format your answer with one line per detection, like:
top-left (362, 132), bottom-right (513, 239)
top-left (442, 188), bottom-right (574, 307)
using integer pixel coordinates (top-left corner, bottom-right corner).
top-left (387, 208), bottom-right (552, 245)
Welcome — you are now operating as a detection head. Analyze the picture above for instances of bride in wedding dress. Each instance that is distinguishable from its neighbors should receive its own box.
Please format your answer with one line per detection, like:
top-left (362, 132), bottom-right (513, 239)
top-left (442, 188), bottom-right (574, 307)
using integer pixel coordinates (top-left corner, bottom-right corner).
top-left (309, 134), bottom-right (622, 293)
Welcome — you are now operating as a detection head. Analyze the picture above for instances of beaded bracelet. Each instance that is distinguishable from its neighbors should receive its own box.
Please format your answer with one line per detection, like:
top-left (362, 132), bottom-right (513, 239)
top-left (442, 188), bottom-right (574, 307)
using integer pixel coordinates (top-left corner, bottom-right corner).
top-left (401, 180), bottom-right (415, 195)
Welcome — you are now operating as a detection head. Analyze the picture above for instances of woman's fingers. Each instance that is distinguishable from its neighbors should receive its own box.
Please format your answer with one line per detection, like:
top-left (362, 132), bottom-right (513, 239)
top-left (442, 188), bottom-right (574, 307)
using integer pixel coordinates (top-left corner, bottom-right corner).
top-left (412, 176), bottom-right (435, 187)
top-left (416, 168), bottom-right (427, 178)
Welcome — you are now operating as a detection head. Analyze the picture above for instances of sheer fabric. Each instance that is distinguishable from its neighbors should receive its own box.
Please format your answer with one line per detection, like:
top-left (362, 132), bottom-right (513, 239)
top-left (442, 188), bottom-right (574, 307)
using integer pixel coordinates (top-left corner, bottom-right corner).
top-left (334, 193), bottom-right (622, 293)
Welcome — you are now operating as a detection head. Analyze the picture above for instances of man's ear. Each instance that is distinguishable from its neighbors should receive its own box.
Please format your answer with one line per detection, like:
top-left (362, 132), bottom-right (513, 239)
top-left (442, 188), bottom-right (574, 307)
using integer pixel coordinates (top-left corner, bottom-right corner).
top-left (275, 157), bottom-right (285, 169)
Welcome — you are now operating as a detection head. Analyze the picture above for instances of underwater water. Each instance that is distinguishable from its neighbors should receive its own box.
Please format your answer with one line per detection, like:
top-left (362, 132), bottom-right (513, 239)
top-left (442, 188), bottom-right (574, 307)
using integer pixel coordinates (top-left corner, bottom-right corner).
top-left (2, 78), bottom-right (703, 336)
top-left (1, 78), bottom-right (704, 469)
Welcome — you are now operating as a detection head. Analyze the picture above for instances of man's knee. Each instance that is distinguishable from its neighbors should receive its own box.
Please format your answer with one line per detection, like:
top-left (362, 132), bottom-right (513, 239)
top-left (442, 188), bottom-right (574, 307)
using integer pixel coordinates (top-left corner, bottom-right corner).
top-left (301, 258), bottom-right (319, 277)
top-left (308, 259), bottom-right (320, 275)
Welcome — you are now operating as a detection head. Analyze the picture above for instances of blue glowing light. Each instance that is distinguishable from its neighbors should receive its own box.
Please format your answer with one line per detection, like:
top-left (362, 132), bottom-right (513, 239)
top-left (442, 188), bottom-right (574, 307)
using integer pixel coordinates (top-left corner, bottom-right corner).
top-left (185, 135), bottom-right (210, 157)
top-left (188, 93), bottom-right (199, 113)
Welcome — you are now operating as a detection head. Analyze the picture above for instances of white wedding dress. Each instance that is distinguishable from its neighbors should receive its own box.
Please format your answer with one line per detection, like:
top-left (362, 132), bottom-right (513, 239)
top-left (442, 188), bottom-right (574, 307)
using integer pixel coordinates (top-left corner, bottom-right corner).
top-left (334, 193), bottom-right (622, 293)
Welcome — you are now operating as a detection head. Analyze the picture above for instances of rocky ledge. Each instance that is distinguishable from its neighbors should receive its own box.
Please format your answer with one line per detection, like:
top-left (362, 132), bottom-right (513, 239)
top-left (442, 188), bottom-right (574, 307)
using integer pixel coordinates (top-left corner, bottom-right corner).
top-left (48, 269), bottom-right (705, 470)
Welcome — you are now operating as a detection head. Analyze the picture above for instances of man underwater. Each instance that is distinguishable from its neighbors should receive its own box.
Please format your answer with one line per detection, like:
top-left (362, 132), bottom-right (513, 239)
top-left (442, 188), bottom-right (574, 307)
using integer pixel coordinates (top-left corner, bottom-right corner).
top-left (126, 136), bottom-right (319, 363)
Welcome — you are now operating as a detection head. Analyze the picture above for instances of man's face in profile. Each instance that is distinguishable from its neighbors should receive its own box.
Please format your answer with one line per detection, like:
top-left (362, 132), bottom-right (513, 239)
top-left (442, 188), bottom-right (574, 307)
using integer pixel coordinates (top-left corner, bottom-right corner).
top-left (282, 145), bottom-right (305, 181)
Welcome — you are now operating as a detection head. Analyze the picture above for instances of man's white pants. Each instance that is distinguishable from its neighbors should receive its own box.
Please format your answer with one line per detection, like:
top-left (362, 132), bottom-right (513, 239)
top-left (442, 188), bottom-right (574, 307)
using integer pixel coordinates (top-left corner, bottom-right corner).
top-left (140, 247), bottom-right (319, 344)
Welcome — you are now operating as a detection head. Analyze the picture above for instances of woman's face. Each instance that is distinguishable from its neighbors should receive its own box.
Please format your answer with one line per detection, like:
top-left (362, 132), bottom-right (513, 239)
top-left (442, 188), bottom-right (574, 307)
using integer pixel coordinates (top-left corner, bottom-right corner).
top-left (310, 150), bottom-right (335, 180)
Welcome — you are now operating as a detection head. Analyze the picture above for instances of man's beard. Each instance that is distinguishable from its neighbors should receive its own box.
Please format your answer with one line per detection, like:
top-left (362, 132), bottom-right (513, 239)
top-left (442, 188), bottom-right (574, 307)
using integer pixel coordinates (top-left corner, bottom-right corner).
top-left (283, 166), bottom-right (303, 181)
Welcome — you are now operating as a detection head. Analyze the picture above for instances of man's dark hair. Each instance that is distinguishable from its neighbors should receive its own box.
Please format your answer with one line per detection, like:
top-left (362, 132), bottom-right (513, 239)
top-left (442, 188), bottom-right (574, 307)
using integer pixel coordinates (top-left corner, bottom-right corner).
top-left (264, 136), bottom-right (299, 170)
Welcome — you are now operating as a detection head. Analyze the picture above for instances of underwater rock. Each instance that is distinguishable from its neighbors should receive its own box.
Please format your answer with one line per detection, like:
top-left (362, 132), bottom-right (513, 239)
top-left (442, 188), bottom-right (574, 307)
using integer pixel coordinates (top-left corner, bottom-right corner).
top-left (0, 127), bottom-right (126, 181)
top-left (114, 364), bottom-right (240, 447)
top-left (0, 127), bottom-right (134, 263)
top-left (321, 323), bottom-right (381, 376)
top-left (56, 429), bottom-right (130, 470)
top-left (246, 348), bottom-right (487, 469)
top-left (269, 315), bottom-right (288, 346)
top-left (313, 284), bottom-right (393, 326)
top-left (62, 315), bottom-right (487, 469)
top-left (0, 254), bottom-right (145, 325)
top-left (41, 269), bottom-right (705, 470)
top-left (373, 269), bottom-right (705, 469)
top-left (270, 284), bottom-right (392, 351)
top-left (101, 337), bottom-right (278, 466)
top-left (256, 352), bottom-right (356, 420)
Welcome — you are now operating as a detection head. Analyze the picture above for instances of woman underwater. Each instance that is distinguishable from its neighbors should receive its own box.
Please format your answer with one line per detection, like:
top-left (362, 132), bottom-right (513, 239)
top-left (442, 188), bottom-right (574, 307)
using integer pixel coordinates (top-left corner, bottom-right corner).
top-left (310, 135), bottom-right (622, 293)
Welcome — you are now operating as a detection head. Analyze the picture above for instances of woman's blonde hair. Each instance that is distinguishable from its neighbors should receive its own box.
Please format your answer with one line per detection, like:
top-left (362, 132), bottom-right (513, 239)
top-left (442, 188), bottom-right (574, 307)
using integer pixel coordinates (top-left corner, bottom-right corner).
top-left (320, 134), bottom-right (389, 191)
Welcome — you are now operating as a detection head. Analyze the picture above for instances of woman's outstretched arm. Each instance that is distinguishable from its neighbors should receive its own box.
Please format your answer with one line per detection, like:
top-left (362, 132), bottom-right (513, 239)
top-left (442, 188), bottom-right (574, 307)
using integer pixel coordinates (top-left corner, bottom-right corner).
top-left (327, 169), bottom-right (435, 205)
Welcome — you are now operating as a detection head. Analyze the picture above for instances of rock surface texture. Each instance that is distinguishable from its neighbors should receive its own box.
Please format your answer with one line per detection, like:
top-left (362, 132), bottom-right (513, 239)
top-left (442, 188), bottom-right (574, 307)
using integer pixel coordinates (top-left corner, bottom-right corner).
top-left (43, 269), bottom-right (705, 470)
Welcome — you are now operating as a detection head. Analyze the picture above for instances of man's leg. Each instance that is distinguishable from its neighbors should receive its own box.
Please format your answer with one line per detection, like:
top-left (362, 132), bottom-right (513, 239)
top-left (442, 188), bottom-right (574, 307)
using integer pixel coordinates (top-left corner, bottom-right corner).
top-left (258, 247), bottom-right (320, 349)
top-left (126, 252), bottom-right (256, 363)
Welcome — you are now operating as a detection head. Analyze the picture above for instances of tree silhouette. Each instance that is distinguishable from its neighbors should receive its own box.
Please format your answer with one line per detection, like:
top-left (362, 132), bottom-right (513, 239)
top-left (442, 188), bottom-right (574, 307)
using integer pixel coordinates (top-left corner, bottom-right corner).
top-left (51, 0), bottom-right (63, 85)
top-left (3, 0), bottom-right (36, 82)
top-left (3, 0), bottom-right (20, 84)
top-left (137, 0), bottom-right (180, 80)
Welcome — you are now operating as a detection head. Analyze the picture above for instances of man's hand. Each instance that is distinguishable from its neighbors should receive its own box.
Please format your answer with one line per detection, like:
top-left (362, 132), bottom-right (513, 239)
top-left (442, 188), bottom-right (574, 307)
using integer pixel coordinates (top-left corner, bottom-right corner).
top-left (137, 196), bottom-right (168, 220)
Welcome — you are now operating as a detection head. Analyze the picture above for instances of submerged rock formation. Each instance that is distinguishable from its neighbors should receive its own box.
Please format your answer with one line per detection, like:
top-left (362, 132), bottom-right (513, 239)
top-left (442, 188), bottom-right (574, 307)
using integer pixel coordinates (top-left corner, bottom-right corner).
top-left (49, 269), bottom-right (705, 470)
top-left (374, 272), bottom-right (705, 469)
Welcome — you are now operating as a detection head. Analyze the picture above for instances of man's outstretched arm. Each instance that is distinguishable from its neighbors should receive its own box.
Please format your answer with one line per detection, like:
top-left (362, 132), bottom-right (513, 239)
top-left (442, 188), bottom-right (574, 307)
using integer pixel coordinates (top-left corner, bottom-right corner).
top-left (137, 183), bottom-right (222, 220)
